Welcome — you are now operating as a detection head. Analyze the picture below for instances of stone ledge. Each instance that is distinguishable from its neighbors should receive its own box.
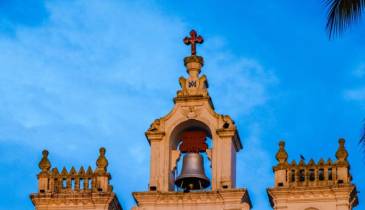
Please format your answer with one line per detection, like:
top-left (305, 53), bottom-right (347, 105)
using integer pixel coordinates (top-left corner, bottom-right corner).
top-left (133, 188), bottom-right (251, 207)
top-left (30, 192), bottom-right (121, 207)
top-left (174, 95), bottom-right (214, 110)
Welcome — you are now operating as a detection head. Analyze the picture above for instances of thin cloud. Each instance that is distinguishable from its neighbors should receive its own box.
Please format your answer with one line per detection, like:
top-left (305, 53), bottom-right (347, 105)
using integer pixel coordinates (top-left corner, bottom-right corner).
top-left (343, 64), bottom-right (365, 107)
top-left (344, 87), bottom-right (365, 101)
top-left (237, 123), bottom-right (273, 210)
top-left (353, 64), bottom-right (365, 78)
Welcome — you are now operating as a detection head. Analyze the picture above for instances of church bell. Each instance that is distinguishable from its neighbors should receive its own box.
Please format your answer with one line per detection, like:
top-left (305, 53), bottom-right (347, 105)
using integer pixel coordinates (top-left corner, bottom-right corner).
top-left (175, 152), bottom-right (210, 190)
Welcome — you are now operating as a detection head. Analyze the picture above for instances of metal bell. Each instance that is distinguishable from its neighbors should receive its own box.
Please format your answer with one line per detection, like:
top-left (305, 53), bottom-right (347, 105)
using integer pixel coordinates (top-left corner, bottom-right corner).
top-left (175, 153), bottom-right (210, 190)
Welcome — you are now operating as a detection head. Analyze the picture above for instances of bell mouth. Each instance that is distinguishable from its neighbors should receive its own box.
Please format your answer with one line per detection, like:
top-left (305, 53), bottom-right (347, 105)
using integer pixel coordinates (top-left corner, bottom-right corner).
top-left (174, 153), bottom-right (211, 190)
top-left (175, 177), bottom-right (210, 190)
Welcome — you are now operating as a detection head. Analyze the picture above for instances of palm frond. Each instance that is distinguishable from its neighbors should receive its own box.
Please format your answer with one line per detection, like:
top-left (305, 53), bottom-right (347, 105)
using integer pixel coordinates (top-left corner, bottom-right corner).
top-left (361, 120), bottom-right (365, 146)
top-left (325, 0), bottom-right (365, 38)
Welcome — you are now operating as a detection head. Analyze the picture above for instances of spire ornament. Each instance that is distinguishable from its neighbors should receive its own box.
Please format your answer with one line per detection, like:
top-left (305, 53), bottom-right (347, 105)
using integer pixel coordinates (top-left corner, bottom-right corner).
top-left (276, 141), bottom-right (288, 164)
top-left (176, 30), bottom-right (209, 99)
top-left (96, 147), bottom-right (108, 173)
top-left (39, 150), bottom-right (51, 173)
top-left (336, 138), bottom-right (349, 164)
top-left (183, 30), bottom-right (204, 71)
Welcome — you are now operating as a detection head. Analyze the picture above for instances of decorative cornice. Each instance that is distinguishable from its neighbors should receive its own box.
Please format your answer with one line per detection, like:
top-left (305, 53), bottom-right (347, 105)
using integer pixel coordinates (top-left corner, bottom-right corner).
top-left (30, 192), bottom-right (121, 208)
top-left (174, 95), bottom-right (214, 109)
top-left (267, 184), bottom-right (358, 208)
top-left (145, 131), bottom-right (165, 144)
top-left (133, 188), bottom-right (251, 207)
top-left (216, 128), bottom-right (242, 151)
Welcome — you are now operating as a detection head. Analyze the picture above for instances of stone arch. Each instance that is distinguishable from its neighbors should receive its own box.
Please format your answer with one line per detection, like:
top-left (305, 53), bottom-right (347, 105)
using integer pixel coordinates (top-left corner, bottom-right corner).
top-left (167, 119), bottom-right (214, 191)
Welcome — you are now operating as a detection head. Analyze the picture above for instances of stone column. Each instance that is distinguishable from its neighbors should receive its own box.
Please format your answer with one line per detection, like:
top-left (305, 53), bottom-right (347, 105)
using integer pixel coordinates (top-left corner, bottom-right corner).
top-left (146, 131), bottom-right (165, 191)
top-left (216, 128), bottom-right (238, 189)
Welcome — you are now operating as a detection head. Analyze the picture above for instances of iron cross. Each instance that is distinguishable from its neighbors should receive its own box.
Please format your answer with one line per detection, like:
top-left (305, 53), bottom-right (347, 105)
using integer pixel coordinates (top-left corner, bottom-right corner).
top-left (183, 30), bottom-right (204, 56)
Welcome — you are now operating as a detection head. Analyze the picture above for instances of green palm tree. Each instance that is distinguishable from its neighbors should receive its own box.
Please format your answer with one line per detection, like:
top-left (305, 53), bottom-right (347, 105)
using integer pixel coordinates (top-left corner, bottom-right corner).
top-left (325, 0), bottom-right (364, 38)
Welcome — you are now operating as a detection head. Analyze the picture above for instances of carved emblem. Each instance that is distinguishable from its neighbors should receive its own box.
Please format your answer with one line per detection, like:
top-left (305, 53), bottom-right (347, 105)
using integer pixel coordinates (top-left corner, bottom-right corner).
top-left (182, 106), bottom-right (201, 119)
top-left (177, 75), bottom-right (208, 97)
top-left (188, 80), bottom-right (197, 88)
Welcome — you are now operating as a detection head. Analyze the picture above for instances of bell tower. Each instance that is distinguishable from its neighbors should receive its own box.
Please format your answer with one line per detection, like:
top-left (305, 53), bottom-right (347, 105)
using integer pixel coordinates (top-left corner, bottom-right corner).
top-left (132, 30), bottom-right (251, 210)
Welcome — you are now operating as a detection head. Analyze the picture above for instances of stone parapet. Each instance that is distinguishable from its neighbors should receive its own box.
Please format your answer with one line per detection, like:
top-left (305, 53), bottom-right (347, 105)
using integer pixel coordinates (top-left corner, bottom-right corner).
top-left (268, 139), bottom-right (358, 210)
top-left (272, 139), bottom-right (353, 188)
top-left (30, 148), bottom-right (122, 210)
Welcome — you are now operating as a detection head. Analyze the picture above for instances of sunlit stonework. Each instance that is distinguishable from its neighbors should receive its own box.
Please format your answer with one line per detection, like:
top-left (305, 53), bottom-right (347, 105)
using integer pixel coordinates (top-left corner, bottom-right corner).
top-left (30, 30), bottom-right (358, 210)
top-left (268, 139), bottom-right (358, 210)
top-left (30, 148), bottom-right (121, 210)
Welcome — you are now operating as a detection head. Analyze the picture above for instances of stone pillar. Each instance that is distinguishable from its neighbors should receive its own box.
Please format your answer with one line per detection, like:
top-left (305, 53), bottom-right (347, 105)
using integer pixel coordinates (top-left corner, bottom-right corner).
top-left (216, 128), bottom-right (238, 189)
top-left (145, 131), bottom-right (165, 191)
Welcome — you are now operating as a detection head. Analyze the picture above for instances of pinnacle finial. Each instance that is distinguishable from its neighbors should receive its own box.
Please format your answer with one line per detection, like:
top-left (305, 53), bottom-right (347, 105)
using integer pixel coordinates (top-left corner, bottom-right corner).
top-left (336, 138), bottom-right (348, 162)
top-left (184, 29), bottom-right (204, 56)
top-left (39, 149), bottom-right (51, 173)
top-left (276, 141), bottom-right (288, 164)
top-left (96, 147), bottom-right (108, 172)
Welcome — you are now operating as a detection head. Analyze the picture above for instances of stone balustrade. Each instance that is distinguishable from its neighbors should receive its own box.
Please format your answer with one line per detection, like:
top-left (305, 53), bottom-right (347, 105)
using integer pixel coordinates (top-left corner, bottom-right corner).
top-left (36, 148), bottom-right (112, 194)
top-left (273, 139), bottom-right (351, 188)
top-left (46, 166), bottom-right (101, 192)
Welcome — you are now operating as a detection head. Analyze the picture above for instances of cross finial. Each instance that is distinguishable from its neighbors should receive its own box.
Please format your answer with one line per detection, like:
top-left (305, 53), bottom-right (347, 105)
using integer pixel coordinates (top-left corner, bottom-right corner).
top-left (184, 30), bottom-right (204, 56)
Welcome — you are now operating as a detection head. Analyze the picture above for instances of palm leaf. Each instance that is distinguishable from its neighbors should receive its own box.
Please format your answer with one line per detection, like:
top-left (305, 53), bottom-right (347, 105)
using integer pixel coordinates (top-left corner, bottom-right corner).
top-left (361, 120), bottom-right (365, 146)
top-left (325, 0), bottom-right (365, 38)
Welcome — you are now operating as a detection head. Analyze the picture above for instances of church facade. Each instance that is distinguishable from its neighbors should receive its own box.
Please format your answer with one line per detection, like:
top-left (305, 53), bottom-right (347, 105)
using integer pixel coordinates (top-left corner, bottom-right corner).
top-left (30, 30), bottom-right (358, 210)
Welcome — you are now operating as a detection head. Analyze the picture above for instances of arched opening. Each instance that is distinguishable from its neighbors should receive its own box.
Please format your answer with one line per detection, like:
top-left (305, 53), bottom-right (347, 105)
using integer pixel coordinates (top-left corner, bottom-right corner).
top-left (169, 119), bottom-right (212, 150)
top-left (169, 119), bottom-right (213, 192)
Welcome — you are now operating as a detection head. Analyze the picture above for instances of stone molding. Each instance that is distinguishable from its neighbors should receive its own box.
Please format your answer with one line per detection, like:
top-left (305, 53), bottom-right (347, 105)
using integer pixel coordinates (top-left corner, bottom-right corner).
top-left (268, 185), bottom-right (358, 208)
top-left (30, 192), bottom-right (122, 210)
top-left (133, 189), bottom-right (251, 209)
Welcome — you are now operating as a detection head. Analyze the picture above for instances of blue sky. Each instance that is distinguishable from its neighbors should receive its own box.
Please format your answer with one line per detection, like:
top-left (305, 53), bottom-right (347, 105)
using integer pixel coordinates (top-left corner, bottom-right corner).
top-left (0, 0), bottom-right (364, 209)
